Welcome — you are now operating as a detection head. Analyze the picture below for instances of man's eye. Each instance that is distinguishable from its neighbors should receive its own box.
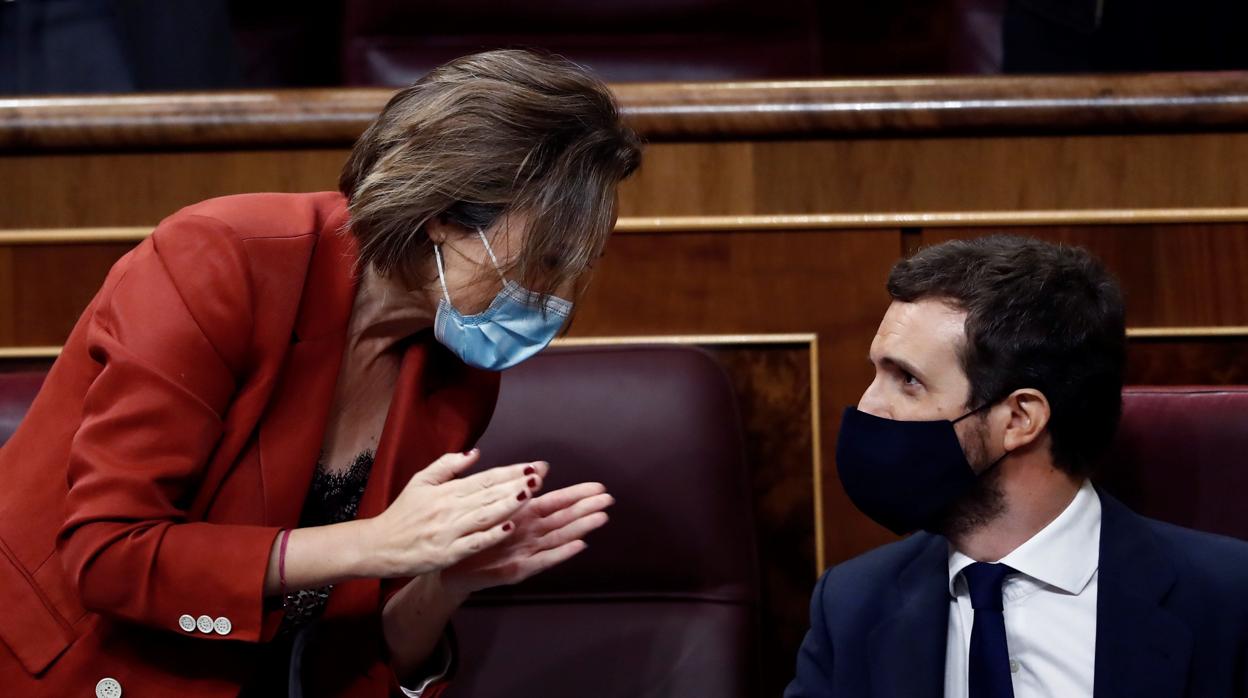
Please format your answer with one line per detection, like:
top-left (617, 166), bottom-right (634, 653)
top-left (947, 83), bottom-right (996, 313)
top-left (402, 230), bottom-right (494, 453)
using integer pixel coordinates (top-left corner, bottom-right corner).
top-left (902, 372), bottom-right (920, 387)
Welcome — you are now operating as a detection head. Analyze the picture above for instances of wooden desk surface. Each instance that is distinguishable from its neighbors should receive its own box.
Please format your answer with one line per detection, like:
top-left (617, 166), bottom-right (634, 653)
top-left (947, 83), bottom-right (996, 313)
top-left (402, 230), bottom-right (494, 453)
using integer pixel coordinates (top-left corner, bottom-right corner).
top-left (3, 71), bottom-right (1248, 151)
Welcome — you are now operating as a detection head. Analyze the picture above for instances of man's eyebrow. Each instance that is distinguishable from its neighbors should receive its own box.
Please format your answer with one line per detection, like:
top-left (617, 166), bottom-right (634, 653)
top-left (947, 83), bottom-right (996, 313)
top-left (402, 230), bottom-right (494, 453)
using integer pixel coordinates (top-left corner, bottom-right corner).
top-left (871, 353), bottom-right (927, 381)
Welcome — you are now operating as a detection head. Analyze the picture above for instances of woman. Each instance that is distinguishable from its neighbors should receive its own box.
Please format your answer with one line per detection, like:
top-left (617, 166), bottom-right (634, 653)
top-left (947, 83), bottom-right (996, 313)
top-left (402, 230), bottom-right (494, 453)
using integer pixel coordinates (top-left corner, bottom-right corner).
top-left (0, 49), bottom-right (641, 697)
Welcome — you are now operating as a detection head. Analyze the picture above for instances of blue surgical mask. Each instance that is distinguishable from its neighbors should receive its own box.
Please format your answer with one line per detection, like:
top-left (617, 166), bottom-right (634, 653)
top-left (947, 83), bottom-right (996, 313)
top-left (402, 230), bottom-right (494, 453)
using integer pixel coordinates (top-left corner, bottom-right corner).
top-left (432, 229), bottom-right (572, 371)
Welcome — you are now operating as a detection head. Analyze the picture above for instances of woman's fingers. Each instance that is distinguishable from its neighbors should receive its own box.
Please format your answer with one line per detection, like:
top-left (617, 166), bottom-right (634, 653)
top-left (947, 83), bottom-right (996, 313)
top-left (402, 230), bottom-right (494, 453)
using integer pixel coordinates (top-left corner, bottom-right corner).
top-left (531, 491), bottom-right (614, 534)
top-left (511, 540), bottom-right (589, 582)
top-left (528, 482), bottom-right (608, 518)
top-left (448, 521), bottom-right (516, 562)
top-left (535, 511), bottom-right (610, 551)
top-left (414, 449), bottom-right (481, 486)
top-left (458, 471), bottom-right (544, 513)
top-left (453, 484), bottom-right (532, 534)
top-left (454, 461), bottom-right (549, 495)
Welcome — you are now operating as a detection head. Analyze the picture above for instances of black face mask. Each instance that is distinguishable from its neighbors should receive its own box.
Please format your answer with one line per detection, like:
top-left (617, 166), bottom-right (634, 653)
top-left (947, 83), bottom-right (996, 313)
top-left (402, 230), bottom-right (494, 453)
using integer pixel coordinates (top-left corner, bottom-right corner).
top-left (835, 403), bottom-right (1000, 535)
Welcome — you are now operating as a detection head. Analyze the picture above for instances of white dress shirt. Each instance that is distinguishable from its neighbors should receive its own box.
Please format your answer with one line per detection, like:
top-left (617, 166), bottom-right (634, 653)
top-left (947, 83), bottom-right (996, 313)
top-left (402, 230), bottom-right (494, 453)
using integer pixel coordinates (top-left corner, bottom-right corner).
top-left (944, 479), bottom-right (1101, 698)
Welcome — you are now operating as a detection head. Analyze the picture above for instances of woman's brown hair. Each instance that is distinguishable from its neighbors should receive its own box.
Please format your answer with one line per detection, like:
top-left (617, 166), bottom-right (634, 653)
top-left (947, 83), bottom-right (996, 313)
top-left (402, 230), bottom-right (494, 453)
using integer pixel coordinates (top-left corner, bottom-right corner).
top-left (339, 49), bottom-right (642, 298)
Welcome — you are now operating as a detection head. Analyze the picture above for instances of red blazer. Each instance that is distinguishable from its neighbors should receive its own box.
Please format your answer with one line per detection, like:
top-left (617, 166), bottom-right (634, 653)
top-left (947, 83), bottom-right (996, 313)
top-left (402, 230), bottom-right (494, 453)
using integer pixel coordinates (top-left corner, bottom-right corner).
top-left (0, 192), bottom-right (500, 697)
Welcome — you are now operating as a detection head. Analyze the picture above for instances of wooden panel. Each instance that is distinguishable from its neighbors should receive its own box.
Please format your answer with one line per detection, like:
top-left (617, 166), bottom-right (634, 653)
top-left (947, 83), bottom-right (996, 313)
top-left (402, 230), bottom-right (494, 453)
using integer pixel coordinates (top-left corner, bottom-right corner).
top-left (616, 142), bottom-right (758, 217)
top-left (6, 245), bottom-right (133, 345)
top-left (0, 244), bottom-right (132, 346)
top-left (700, 343), bottom-right (815, 698)
top-left (1127, 337), bottom-right (1248, 385)
top-left (0, 150), bottom-right (347, 228)
top-left (10, 134), bottom-right (1248, 233)
top-left (748, 134), bottom-right (1248, 214)
top-left (922, 224), bottom-right (1248, 327)
top-left (0, 248), bottom-right (14, 346)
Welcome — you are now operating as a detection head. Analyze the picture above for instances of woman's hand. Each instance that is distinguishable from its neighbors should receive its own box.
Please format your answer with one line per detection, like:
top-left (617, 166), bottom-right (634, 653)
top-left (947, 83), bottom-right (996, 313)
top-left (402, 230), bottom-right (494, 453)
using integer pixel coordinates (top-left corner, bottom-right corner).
top-left (360, 449), bottom-right (546, 579)
top-left (439, 478), bottom-right (614, 596)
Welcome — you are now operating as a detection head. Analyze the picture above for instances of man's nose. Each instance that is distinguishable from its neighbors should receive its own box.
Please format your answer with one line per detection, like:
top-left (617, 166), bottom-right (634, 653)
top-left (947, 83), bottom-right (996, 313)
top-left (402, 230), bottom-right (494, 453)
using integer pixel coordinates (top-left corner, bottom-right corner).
top-left (856, 377), bottom-right (892, 419)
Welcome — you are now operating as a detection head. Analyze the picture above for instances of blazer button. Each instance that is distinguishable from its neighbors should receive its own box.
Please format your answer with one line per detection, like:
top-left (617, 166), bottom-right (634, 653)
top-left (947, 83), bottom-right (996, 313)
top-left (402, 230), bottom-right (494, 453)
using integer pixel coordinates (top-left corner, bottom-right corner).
top-left (178, 614), bottom-right (196, 632)
top-left (196, 615), bottom-right (214, 633)
top-left (95, 677), bottom-right (122, 698)
top-left (213, 616), bottom-right (232, 635)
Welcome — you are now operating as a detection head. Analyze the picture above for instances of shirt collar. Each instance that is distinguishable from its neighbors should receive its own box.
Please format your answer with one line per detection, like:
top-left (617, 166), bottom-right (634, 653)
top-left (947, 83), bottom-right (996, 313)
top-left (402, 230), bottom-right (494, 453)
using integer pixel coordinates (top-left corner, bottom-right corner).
top-left (947, 479), bottom-right (1101, 597)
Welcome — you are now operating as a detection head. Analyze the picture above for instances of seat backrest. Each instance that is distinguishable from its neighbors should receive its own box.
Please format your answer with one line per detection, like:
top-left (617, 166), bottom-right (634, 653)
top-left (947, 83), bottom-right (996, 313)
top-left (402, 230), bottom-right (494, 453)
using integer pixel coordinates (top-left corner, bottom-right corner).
top-left (450, 345), bottom-right (760, 698)
top-left (0, 372), bottom-right (46, 447)
top-left (1097, 386), bottom-right (1248, 540)
top-left (340, 0), bottom-right (822, 85)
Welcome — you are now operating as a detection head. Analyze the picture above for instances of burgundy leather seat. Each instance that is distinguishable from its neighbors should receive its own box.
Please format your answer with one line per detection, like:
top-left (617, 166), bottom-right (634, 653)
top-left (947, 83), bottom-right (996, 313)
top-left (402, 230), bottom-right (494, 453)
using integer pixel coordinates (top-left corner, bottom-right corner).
top-left (1097, 386), bottom-right (1248, 541)
top-left (453, 345), bottom-right (760, 697)
top-left (340, 0), bottom-right (822, 85)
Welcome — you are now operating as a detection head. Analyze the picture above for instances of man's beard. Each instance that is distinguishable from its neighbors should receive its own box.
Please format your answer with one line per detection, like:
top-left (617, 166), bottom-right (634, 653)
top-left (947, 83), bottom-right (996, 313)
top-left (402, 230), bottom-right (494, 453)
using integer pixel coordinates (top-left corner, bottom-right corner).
top-left (932, 415), bottom-right (1007, 539)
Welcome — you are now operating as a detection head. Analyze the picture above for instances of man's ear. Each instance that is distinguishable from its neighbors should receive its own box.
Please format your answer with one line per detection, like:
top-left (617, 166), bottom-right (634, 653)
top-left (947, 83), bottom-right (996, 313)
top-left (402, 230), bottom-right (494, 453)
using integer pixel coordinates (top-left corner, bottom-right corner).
top-left (1002, 389), bottom-right (1051, 453)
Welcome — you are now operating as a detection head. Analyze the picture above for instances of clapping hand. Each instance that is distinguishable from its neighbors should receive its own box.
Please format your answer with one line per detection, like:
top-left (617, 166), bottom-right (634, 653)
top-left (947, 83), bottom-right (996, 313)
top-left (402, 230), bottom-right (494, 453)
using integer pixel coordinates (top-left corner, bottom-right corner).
top-left (440, 470), bottom-right (614, 595)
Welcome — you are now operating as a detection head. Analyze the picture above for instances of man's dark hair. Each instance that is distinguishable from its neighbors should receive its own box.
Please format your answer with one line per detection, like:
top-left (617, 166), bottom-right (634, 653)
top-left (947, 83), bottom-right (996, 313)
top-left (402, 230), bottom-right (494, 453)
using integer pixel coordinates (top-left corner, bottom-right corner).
top-left (887, 235), bottom-right (1126, 476)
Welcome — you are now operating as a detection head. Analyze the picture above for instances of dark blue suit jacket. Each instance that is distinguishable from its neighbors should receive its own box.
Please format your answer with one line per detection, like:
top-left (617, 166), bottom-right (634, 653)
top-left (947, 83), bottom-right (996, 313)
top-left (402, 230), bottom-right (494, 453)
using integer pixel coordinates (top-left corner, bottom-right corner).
top-left (785, 492), bottom-right (1248, 697)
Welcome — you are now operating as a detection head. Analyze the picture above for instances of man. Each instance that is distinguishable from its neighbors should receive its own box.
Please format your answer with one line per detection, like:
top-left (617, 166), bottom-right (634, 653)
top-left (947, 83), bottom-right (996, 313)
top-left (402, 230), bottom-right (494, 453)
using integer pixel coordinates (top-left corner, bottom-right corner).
top-left (786, 235), bottom-right (1248, 697)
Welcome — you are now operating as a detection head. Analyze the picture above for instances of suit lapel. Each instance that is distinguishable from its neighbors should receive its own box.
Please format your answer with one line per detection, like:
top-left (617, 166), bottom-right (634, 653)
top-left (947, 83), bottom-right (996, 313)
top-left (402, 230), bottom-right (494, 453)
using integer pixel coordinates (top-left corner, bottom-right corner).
top-left (1093, 491), bottom-right (1193, 698)
top-left (868, 534), bottom-right (950, 698)
top-left (257, 335), bottom-right (347, 526)
top-left (257, 215), bottom-right (357, 527)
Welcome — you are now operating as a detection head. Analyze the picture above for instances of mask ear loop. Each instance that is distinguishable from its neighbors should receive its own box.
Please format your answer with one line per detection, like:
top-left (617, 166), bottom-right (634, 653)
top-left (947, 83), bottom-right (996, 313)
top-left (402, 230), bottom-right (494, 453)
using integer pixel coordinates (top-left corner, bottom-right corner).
top-left (952, 394), bottom-right (1012, 473)
top-left (951, 394), bottom-right (1007, 424)
top-left (476, 228), bottom-right (509, 284)
top-left (432, 243), bottom-right (454, 306)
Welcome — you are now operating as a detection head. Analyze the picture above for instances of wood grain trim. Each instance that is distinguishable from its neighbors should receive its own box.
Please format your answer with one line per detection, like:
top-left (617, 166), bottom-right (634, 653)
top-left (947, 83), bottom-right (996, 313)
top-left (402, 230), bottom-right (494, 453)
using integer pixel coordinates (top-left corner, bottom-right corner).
top-left (0, 227), bottom-right (154, 244)
top-left (8, 208), bottom-right (1248, 245)
top-left (1127, 326), bottom-right (1248, 338)
top-left (620, 73), bottom-right (1248, 139)
top-left (0, 346), bottom-right (61, 359)
top-left (613, 210), bottom-right (1248, 232)
top-left (2, 329), bottom-right (1239, 359)
top-left (4, 72), bottom-right (1248, 150)
top-left (808, 335), bottom-right (825, 574)
top-left (553, 333), bottom-right (819, 346)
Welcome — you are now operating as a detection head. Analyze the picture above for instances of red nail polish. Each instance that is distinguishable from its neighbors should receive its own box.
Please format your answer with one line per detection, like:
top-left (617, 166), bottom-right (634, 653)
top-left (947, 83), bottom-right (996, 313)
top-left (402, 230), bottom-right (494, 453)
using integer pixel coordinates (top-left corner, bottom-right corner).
top-left (527, 478), bottom-right (537, 489)
top-left (523, 466), bottom-right (535, 475)
top-left (502, 522), bottom-right (513, 532)
top-left (517, 491), bottom-right (528, 501)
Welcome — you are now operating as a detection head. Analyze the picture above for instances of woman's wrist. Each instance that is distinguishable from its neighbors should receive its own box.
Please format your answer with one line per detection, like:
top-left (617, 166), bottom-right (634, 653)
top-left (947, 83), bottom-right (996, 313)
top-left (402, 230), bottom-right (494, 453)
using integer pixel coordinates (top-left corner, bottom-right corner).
top-left (429, 571), bottom-right (471, 608)
top-left (344, 516), bottom-right (394, 579)
top-left (437, 569), bottom-right (477, 603)
top-left (265, 519), bottom-right (383, 596)
top-left (384, 574), bottom-right (465, 681)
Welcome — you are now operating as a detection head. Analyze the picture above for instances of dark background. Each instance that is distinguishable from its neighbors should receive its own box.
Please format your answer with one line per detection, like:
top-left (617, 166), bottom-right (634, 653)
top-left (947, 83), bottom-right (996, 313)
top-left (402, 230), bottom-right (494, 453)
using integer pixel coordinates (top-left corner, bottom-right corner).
top-left (4, 0), bottom-right (1248, 95)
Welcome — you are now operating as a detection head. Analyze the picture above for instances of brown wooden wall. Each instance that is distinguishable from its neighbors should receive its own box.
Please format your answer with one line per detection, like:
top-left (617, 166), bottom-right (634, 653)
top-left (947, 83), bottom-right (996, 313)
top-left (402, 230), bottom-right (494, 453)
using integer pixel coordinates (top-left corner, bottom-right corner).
top-left (3, 73), bottom-right (1248, 694)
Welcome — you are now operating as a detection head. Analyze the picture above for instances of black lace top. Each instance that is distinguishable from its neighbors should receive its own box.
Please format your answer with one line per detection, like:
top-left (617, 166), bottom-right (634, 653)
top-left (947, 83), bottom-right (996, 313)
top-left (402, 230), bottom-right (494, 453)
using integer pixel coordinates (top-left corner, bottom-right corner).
top-left (240, 451), bottom-right (374, 696)
top-left (280, 450), bottom-right (375, 629)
